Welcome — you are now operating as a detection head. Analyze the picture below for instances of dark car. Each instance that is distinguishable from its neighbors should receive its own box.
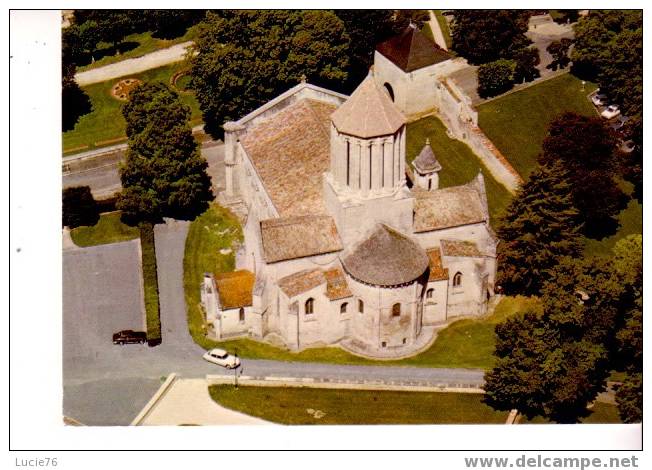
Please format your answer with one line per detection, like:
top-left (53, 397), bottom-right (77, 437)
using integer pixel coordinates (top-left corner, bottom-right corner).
top-left (113, 330), bottom-right (147, 345)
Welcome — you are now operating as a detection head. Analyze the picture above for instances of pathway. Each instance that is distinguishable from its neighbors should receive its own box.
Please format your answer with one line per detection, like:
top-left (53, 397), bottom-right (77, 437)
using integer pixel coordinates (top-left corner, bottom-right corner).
top-left (75, 40), bottom-right (194, 86)
top-left (428, 10), bottom-right (448, 51)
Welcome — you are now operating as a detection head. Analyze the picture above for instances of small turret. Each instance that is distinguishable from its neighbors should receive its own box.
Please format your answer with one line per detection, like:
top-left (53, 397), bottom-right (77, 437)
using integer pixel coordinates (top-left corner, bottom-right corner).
top-left (412, 138), bottom-right (441, 191)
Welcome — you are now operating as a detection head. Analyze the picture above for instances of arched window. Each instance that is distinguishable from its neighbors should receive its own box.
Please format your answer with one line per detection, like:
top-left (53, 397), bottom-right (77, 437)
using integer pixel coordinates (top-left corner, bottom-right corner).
top-left (305, 298), bottom-right (314, 315)
top-left (426, 288), bottom-right (434, 299)
top-left (392, 303), bottom-right (401, 317)
top-left (340, 302), bottom-right (348, 314)
top-left (453, 272), bottom-right (463, 287)
top-left (358, 299), bottom-right (364, 314)
top-left (383, 82), bottom-right (395, 101)
top-left (239, 307), bottom-right (245, 323)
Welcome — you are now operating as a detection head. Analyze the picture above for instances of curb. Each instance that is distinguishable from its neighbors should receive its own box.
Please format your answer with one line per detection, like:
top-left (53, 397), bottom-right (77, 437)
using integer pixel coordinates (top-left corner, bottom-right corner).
top-left (206, 374), bottom-right (485, 394)
top-left (130, 373), bottom-right (178, 426)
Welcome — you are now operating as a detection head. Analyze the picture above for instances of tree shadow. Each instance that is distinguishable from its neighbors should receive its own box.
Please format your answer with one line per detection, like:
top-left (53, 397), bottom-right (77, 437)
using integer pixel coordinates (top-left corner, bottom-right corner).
top-left (75, 41), bottom-right (140, 67)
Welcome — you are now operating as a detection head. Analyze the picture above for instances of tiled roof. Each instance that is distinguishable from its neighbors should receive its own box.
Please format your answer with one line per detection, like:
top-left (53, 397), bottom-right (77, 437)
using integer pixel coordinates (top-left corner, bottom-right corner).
top-left (343, 224), bottom-right (429, 286)
top-left (260, 215), bottom-right (343, 263)
top-left (413, 139), bottom-right (442, 173)
top-left (441, 239), bottom-right (483, 258)
top-left (426, 248), bottom-right (449, 281)
top-left (413, 186), bottom-right (487, 232)
top-left (215, 270), bottom-right (255, 309)
top-left (278, 269), bottom-right (325, 299)
top-left (323, 266), bottom-right (353, 300)
top-left (240, 99), bottom-right (335, 217)
top-left (377, 25), bottom-right (452, 73)
top-left (331, 74), bottom-right (405, 138)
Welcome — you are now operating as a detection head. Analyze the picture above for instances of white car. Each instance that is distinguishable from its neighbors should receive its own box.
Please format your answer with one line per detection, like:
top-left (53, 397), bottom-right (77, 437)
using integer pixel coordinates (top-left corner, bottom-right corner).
top-left (591, 93), bottom-right (607, 106)
top-left (202, 348), bottom-right (241, 369)
top-left (601, 105), bottom-right (621, 120)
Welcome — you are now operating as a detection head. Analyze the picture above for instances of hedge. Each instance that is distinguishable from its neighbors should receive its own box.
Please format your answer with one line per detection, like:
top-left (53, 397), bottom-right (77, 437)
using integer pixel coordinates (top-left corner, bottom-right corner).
top-left (140, 223), bottom-right (162, 346)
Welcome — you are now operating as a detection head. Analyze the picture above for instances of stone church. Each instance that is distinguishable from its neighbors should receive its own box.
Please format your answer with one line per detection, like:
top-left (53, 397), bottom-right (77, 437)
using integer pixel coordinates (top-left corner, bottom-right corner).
top-left (201, 25), bottom-right (498, 358)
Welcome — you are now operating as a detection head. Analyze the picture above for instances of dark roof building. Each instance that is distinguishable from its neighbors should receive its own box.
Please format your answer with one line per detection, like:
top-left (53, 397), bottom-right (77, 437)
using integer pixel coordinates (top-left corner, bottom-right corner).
top-left (376, 25), bottom-right (452, 73)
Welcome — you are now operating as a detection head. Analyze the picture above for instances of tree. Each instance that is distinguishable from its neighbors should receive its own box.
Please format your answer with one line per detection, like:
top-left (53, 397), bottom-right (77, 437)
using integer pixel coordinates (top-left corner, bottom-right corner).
top-left (546, 38), bottom-right (572, 70)
top-left (496, 162), bottom-right (583, 296)
top-left (484, 309), bottom-right (609, 423)
top-left (144, 10), bottom-right (207, 39)
top-left (451, 10), bottom-right (531, 64)
top-left (117, 83), bottom-right (213, 225)
top-left (73, 10), bottom-right (145, 48)
top-left (477, 59), bottom-right (516, 98)
top-left (191, 10), bottom-right (350, 139)
top-left (334, 10), bottom-right (411, 91)
top-left (62, 61), bottom-right (92, 132)
top-left (611, 235), bottom-right (642, 423)
top-left (551, 10), bottom-right (579, 25)
top-left (513, 46), bottom-right (540, 83)
top-left (62, 186), bottom-right (100, 228)
top-left (539, 112), bottom-right (624, 237)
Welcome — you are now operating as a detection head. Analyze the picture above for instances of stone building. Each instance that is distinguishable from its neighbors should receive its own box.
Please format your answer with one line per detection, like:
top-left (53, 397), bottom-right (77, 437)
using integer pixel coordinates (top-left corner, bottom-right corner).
top-left (203, 27), bottom-right (498, 358)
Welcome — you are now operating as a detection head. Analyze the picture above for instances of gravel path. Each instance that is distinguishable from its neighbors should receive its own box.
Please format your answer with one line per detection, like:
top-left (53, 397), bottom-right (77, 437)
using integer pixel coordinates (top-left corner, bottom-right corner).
top-left (75, 41), bottom-right (194, 86)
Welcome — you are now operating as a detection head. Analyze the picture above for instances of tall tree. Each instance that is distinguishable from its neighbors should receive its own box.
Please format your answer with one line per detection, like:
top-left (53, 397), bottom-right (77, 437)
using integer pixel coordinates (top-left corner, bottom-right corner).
top-left (477, 59), bottom-right (516, 98)
top-left (451, 10), bottom-right (531, 64)
top-left (546, 38), bottom-right (572, 70)
top-left (117, 83), bottom-right (213, 224)
top-left (513, 46), bottom-right (540, 83)
top-left (191, 10), bottom-right (350, 138)
top-left (496, 162), bottom-right (583, 296)
top-left (539, 112), bottom-right (624, 237)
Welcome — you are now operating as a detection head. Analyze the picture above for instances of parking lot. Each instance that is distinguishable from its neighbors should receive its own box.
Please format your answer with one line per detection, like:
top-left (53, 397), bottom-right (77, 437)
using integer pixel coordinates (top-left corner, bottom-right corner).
top-left (63, 240), bottom-right (146, 376)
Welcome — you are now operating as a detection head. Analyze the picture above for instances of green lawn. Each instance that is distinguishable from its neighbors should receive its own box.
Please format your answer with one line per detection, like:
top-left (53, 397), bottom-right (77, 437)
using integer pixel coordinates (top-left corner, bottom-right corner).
top-left (140, 223), bottom-right (161, 344)
top-left (184, 206), bottom-right (534, 368)
top-left (433, 10), bottom-right (453, 49)
top-left (63, 62), bottom-right (202, 153)
top-left (77, 27), bottom-right (198, 73)
top-left (583, 194), bottom-right (643, 259)
top-left (209, 385), bottom-right (508, 424)
top-left (406, 115), bottom-right (513, 222)
top-left (477, 73), bottom-right (598, 179)
top-left (69, 211), bottom-right (140, 247)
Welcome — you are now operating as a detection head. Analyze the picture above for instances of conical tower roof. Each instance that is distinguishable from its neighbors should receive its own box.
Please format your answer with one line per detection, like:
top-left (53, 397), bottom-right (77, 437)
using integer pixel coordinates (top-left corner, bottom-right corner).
top-left (413, 138), bottom-right (442, 173)
top-left (331, 74), bottom-right (406, 139)
top-left (342, 224), bottom-right (429, 286)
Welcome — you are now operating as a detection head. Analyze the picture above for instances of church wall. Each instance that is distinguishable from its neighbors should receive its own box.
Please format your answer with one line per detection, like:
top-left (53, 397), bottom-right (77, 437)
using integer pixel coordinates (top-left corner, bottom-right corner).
top-left (347, 276), bottom-right (423, 351)
top-left (444, 256), bottom-right (488, 318)
top-left (276, 283), bottom-right (349, 350)
top-left (423, 278), bottom-right (448, 324)
top-left (373, 52), bottom-right (463, 118)
top-left (323, 177), bottom-right (415, 247)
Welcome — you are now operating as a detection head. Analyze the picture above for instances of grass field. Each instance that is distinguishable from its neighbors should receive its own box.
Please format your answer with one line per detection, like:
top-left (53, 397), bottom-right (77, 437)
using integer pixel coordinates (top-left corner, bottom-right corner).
top-left (477, 73), bottom-right (598, 179)
top-left (140, 223), bottom-right (161, 344)
top-left (183, 207), bottom-right (533, 368)
top-left (406, 115), bottom-right (513, 222)
top-left (63, 62), bottom-right (202, 153)
top-left (69, 211), bottom-right (139, 247)
top-left (77, 27), bottom-right (198, 73)
top-left (209, 385), bottom-right (509, 424)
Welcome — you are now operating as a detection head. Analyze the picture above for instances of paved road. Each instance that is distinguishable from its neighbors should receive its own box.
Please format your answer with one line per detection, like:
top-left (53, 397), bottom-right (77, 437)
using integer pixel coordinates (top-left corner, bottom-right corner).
top-left (75, 41), bottom-right (195, 86)
top-left (62, 140), bottom-right (225, 199)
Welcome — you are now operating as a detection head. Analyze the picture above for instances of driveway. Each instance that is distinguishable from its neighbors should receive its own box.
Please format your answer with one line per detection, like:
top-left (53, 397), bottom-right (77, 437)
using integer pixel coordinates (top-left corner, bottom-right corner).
top-left (75, 41), bottom-right (195, 86)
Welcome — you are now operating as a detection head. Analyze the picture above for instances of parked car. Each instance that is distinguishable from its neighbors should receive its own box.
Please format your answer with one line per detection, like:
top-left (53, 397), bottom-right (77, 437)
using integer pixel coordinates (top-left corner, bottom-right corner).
top-left (113, 330), bottom-right (147, 345)
top-left (609, 115), bottom-right (629, 132)
top-left (591, 93), bottom-right (608, 106)
top-left (202, 348), bottom-right (241, 369)
top-left (601, 105), bottom-right (621, 120)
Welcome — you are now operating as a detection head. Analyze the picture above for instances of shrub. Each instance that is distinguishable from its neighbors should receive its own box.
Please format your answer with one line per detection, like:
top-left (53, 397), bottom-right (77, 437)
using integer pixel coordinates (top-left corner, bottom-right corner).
top-left (477, 59), bottom-right (516, 98)
top-left (139, 223), bottom-right (161, 346)
top-left (62, 186), bottom-right (99, 228)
